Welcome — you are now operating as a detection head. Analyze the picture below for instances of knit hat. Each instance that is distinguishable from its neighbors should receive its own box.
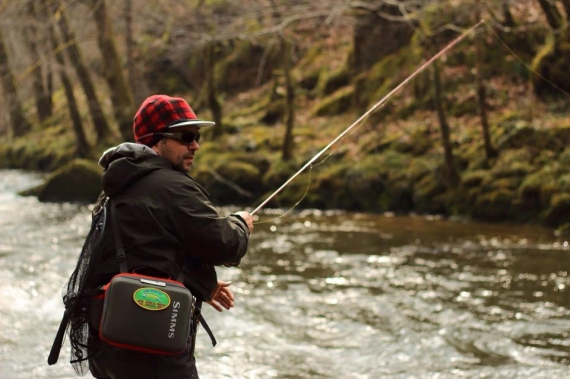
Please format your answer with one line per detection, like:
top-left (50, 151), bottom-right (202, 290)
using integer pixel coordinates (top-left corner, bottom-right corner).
top-left (133, 94), bottom-right (215, 146)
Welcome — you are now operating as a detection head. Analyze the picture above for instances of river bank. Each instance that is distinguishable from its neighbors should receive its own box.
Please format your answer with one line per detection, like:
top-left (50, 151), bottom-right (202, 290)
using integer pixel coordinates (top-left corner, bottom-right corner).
top-left (3, 110), bottom-right (570, 233)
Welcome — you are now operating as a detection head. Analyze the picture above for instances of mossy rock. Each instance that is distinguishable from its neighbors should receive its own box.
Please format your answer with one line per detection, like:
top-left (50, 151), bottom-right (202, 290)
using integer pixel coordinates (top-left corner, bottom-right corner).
top-left (412, 173), bottom-right (448, 214)
top-left (497, 124), bottom-right (570, 152)
top-left (298, 69), bottom-right (320, 92)
top-left (21, 159), bottom-right (102, 203)
top-left (395, 128), bottom-right (432, 156)
top-left (196, 160), bottom-right (263, 205)
top-left (217, 40), bottom-right (279, 94)
top-left (519, 166), bottom-right (558, 208)
top-left (339, 153), bottom-right (416, 212)
top-left (312, 86), bottom-right (354, 116)
top-left (470, 188), bottom-right (515, 221)
top-left (449, 94), bottom-right (478, 117)
top-left (555, 222), bottom-right (570, 237)
top-left (543, 192), bottom-right (570, 227)
top-left (496, 124), bottom-right (537, 150)
top-left (257, 159), bottom-right (305, 207)
top-left (461, 170), bottom-right (492, 188)
top-left (532, 33), bottom-right (570, 97)
top-left (260, 98), bottom-right (285, 125)
top-left (319, 65), bottom-right (351, 96)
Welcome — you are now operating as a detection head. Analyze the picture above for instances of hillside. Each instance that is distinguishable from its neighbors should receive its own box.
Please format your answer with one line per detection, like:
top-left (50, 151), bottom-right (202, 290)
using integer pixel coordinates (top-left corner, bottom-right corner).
top-left (2, 1), bottom-right (570, 231)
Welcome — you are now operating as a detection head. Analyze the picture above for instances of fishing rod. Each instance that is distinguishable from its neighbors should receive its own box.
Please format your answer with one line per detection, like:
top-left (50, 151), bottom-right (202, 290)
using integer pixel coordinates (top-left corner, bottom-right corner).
top-left (251, 19), bottom-right (485, 216)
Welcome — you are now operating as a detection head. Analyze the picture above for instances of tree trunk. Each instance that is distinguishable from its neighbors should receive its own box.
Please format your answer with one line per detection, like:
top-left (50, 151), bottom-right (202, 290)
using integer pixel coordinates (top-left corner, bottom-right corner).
top-left (89, 0), bottom-right (134, 141)
top-left (0, 28), bottom-right (32, 137)
top-left (532, 0), bottom-right (570, 96)
top-left (24, 0), bottom-right (52, 123)
top-left (49, 21), bottom-right (90, 158)
top-left (207, 43), bottom-right (223, 139)
top-left (432, 60), bottom-right (458, 188)
top-left (560, 0), bottom-right (570, 22)
top-left (351, 2), bottom-right (415, 74)
top-left (53, 0), bottom-right (112, 143)
top-left (502, 0), bottom-right (516, 27)
top-left (537, 0), bottom-right (564, 30)
top-left (474, 9), bottom-right (496, 161)
top-left (281, 38), bottom-right (294, 161)
top-left (124, 0), bottom-right (146, 106)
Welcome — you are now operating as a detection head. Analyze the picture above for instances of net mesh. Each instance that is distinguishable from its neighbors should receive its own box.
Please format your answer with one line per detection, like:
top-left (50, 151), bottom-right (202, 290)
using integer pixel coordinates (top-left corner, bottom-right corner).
top-left (62, 193), bottom-right (108, 376)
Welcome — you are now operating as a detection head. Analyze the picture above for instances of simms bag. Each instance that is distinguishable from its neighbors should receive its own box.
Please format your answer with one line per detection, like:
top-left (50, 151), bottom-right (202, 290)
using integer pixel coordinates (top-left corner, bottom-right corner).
top-left (97, 199), bottom-right (196, 355)
top-left (98, 273), bottom-right (195, 354)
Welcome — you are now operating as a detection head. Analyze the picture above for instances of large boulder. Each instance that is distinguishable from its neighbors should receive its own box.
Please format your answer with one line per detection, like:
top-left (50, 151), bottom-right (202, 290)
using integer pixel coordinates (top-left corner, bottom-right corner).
top-left (21, 159), bottom-right (102, 203)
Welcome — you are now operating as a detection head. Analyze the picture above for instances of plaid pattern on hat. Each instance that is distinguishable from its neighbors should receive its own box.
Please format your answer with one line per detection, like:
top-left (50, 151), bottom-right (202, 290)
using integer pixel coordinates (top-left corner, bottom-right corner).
top-left (133, 95), bottom-right (214, 146)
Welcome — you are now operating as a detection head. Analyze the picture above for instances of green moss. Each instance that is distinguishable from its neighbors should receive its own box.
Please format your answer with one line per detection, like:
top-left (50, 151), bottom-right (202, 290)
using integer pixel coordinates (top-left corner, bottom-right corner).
top-left (312, 86), bottom-right (354, 116)
top-left (413, 173), bottom-right (448, 214)
top-left (532, 31), bottom-right (570, 96)
top-left (217, 40), bottom-right (279, 94)
top-left (449, 95), bottom-right (478, 117)
top-left (472, 188), bottom-right (515, 221)
top-left (352, 46), bottom-right (417, 110)
top-left (298, 69), bottom-right (320, 92)
top-left (319, 65), bottom-right (351, 96)
top-left (543, 192), bottom-right (570, 227)
top-left (461, 170), bottom-right (492, 188)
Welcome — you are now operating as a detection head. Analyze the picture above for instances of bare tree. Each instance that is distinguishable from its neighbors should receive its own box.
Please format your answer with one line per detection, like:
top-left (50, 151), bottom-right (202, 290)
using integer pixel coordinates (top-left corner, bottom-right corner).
top-left (51, 0), bottom-right (112, 143)
top-left (431, 59), bottom-right (459, 188)
top-left (87, 0), bottom-right (134, 141)
top-left (474, 7), bottom-right (497, 161)
top-left (561, 0), bottom-right (570, 21)
top-left (533, 0), bottom-right (570, 95)
top-left (124, 0), bottom-right (147, 106)
top-left (281, 38), bottom-right (295, 161)
top-left (0, 26), bottom-right (32, 137)
top-left (501, 0), bottom-right (516, 27)
top-left (206, 42), bottom-right (223, 139)
top-left (48, 19), bottom-right (90, 158)
top-left (24, 0), bottom-right (52, 123)
top-left (537, 0), bottom-right (564, 29)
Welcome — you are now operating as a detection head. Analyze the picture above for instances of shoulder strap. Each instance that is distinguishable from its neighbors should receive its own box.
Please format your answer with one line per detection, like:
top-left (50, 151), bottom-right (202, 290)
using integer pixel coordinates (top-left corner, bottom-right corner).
top-left (109, 199), bottom-right (128, 274)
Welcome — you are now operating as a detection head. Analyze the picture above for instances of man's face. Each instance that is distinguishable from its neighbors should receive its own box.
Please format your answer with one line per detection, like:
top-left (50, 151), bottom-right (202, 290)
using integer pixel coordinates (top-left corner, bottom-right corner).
top-left (152, 126), bottom-right (201, 173)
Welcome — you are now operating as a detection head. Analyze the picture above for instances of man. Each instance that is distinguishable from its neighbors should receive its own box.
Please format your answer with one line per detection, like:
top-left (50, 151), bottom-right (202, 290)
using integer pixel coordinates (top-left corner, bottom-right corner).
top-left (86, 94), bottom-right (253, 378)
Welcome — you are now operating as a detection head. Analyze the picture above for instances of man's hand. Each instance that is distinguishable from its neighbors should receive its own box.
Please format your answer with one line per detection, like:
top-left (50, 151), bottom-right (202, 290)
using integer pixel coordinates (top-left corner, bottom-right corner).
top-left (207, 281), bottom-right (235, 312)
top-left (234, 211), bottom-right (254, 233)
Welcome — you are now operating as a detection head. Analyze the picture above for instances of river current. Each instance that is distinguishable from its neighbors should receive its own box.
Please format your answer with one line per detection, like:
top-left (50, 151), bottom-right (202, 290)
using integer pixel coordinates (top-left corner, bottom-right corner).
top-left (0, 169), bottom-right (569, 378)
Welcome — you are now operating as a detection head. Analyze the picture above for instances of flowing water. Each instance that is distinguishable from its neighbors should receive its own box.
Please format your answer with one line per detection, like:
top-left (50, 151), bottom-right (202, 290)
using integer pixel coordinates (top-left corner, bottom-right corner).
top-left (0, 170), bottom-right (569, 379)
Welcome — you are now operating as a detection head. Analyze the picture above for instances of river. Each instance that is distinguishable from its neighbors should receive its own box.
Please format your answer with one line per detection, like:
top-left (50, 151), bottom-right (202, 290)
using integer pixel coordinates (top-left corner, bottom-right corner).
top-left (0, 169), bottom-right (569, 379)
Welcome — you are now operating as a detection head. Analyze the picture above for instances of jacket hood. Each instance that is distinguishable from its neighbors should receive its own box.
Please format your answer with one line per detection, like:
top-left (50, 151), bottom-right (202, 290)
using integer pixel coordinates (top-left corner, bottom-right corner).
top-left (99, 142), bottom-right (167, 197)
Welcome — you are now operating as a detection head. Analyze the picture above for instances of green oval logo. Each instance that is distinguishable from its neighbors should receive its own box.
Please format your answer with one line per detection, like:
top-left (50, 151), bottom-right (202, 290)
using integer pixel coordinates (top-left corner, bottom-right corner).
top-left (133, 288), bottom-right (171, 311)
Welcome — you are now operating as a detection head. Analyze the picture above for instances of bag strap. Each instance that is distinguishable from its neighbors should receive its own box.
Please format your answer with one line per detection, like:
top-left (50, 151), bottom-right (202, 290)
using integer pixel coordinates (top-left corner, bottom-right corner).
top-left (109, 198), bottom-right (216, 347)
top-left (109, 199), bottom-right (128, 274)
top-left (109, 198), bottom-right (185, 282)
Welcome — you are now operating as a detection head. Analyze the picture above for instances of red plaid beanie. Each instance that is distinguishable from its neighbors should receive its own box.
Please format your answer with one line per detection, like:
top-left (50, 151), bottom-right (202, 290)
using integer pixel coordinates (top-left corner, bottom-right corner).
top-left (133, 94), bottom-right (214, 146)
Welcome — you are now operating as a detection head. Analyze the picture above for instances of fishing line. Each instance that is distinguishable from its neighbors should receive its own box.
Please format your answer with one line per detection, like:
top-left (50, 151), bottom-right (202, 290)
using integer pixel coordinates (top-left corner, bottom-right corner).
top-left (482, 20), bottom-right (570, 98)
top-left (253, 132), bottom-right (348, 224)
top-left (251, 19), bottom-right (485, 217)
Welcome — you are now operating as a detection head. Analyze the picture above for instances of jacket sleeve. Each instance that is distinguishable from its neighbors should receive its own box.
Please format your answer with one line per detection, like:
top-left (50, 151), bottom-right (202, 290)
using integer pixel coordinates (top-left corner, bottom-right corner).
top-left (167, 176), bottom-right (250, 266)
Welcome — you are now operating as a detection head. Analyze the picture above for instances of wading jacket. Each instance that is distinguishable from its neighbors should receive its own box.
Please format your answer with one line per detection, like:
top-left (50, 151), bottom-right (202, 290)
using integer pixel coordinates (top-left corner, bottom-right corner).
top-left (87, 143), bottom-right (250, 301)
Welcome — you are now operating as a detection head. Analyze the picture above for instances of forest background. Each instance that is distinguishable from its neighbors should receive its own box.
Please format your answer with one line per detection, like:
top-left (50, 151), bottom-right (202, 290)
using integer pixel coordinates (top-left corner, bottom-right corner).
top-left (1, 0), bottom-right (570, 231)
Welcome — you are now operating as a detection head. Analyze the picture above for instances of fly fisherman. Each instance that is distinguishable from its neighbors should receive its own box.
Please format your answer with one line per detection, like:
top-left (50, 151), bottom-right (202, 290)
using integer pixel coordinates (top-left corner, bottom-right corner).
top-left (51, 94), bottom-right (253, 378)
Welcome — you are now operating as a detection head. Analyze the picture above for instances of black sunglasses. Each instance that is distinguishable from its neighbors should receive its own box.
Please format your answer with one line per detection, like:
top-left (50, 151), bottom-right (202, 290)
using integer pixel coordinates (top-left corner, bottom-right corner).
top-left (156, 131), bottom-right (200, 145)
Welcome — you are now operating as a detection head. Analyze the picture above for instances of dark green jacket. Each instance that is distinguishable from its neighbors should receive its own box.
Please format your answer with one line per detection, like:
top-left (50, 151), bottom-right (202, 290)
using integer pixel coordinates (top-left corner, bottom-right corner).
top-left (88, 143), bottom-right (250, 300)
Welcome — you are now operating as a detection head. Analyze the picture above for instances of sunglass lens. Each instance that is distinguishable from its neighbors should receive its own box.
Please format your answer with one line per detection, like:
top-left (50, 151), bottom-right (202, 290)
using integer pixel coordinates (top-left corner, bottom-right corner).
top-left (180, 132), bottom-right (200, 144)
